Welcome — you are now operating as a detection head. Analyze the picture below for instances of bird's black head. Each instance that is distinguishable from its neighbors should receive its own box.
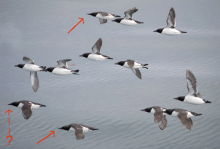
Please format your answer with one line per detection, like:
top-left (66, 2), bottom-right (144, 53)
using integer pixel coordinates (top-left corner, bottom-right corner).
top-left (80, 53), bottom-right (90, 58)
top-left (174, 96), bottom-right (185, 102)
top-left (141, 107), bottom-right (152, 113)
top-left (15, 64), bottom-right (25, 69)
top-left (59, 125), bottom-right (70, 131)
top-left (8, 101), bottom-right (20, 107)
top-left (154, 28), bottom-right (163, 33)
top-left (112, 18), bottom-right (123, 23)
top-left (45, 67), bottom-right (55, 72)
top-left (165, 109), bottom-right (174, 115)
top-left (115, 61), bottom-right (125, 66)
top-left (87, 12), bottom-right (98, 17)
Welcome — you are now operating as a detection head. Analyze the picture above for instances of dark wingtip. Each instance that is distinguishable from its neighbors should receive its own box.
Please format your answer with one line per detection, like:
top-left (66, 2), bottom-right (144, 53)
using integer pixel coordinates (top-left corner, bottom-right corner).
top-left (181, 31), bottom-right (187, 33)
top-left (116, 15), bottom-right (121, 17)
top-left (14, 65), bottom-right (18, 67)
top-left (108, 57), bottom-right (113, 60)
top-left (40, 105), bottom-right (46, 107)
top-left (74, 70), bottom-right (79, 72)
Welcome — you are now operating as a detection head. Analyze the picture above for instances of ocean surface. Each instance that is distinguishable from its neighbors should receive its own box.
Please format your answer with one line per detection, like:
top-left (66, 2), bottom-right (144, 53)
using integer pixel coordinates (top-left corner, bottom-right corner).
top-left (1, 0), bottom-right (220, 148)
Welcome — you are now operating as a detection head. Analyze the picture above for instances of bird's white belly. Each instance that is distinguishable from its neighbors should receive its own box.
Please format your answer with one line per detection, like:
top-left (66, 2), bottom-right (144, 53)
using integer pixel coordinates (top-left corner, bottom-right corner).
top-left (82, 126), bottom-right (91, 132)
top-left (96, 13), bottom-right (114, 20)
top-left (171, 111), bottom-right (179, 117)
top-left (162, 28), bottom-right (181, 35)
top-left (123, 62), bottom-right (130, 68)
top-left (187, 112), bottom-right (194, 118)
top-left (88, 54), bottom-right (106, 61)
top-left (18, 103), bottom-right (24, 108)
top-left (132, 62), bottom-right (142, 69)
top-left (31, 103), bottom-right (40, 109)
top-left (120, 19), bottom-right (137, 26)
top-left (52, 68), bottom-right (73, 76)
top-left (185, 95), bottom-right (205, 104)
top-left (23, 64), bottom-right (41, 72)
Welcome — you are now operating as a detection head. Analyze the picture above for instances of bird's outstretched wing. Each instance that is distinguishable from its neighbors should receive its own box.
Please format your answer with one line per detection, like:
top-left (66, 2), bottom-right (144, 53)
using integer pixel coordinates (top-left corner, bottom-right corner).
top-left (92, 38), bottom-right (102, 54)
top-left (166, 7), bottom-right (176, 28)
top-left (57, 59), bottom-right (72, 68)
top-left (23, 57), bottom-right (35, 64)
top-left (124, 7), bottom-right (138, 19)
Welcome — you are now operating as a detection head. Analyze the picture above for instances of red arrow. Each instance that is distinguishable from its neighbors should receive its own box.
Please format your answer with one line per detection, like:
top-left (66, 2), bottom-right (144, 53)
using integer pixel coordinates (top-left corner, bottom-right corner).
top-left (37, 131), bottom-right (55, 144)
top-left (68, 17), bottom-right (84, 34)
top-left (5, 109), bottom-right (13, 116)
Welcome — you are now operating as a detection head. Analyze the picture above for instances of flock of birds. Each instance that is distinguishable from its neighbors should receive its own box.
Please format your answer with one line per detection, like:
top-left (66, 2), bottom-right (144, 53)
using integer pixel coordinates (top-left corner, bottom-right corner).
top-left (9, 7), bottom-right (211, 140)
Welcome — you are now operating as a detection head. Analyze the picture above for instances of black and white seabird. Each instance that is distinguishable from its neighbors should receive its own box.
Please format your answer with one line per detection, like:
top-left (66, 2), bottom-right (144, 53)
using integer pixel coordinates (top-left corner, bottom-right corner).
top-left (141, 106), bottom-right (167, 130)
top-left (15, 57), bottom-right (46, 92)
top-left (59, 123), bottom-right (98, 140)
top-left (115, 59), bottom-right (148, 79)
top-left (80, 38), bottom-right (113, 61)
top-left (8, 100), bottom-right (46, 120)
top-left (44, 59), bottom-right (79, 76)
top-left (165, 108), bottom-right (202, 130)
top-left (174, 70), bottom-right (211, 104)
top-left (87, 11), bottom-right (120, 24)
top-left (112, 7), bottom-right (143, 26)
top-left (154, 7), bottom-right (187, 35)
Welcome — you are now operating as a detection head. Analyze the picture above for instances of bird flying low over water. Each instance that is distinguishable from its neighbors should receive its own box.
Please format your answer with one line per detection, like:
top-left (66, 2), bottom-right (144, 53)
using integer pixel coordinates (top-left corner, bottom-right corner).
top-left (80, 38), bottom-right (113, 61)
top-left (154, 7), bottom-right (187, 35)
top-left (112, 7), bottom-right (143, 26)
top-left (141, 106), bottom-right (167, 130)
top-left (44, 59), bottom-right (79, 76)
top-left (115, 59), bottom-right (148, 79)
top-left (165, 108), bottom-right (202, 130)
top-left (15, 57), bottom-right (46, 92)
top-left (8, 100), bottom-right (46, 120)
top-left (174, 70), bottom-right (211, 104)
top-left (59, 123), bottom-right (98, 140)
top-left (87, 11), bottom-right (120, 24)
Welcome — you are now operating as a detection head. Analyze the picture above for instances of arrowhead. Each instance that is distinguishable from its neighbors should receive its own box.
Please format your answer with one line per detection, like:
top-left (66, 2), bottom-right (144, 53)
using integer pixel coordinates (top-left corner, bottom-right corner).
top-left (78, 17), bottom-right (84, 24)
top-left (5, 109), bottom-right (13, 116)
top-left (50, 131), bottom-right (55, 138)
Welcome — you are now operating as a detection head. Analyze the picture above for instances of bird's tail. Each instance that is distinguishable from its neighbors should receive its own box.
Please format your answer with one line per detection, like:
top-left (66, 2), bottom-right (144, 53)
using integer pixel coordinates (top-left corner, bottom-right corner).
top-left (40, 66), bottom-right (46, 70)
top-left (72, 69), bottom-right (79, 75)
top-left (205, 100), bottom-right (211, 103)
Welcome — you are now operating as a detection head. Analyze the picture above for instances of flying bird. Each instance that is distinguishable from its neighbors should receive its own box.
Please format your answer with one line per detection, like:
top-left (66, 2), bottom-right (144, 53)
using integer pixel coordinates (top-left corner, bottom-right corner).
top-left (44, 59), bottom-right (79, 75)
top-left (115, 59), bottom-right (148, 79)
top-left (174, 70), bottom-right (211, 104)
top-left (80, 38), bottom-right (113, 61)
top-left (59, 123), bottom-right (98, 140)
top-left (154, 7), bottom-right (187, 35)
top-left (112, 7), bottom-right (143, 26)
top-left (8, 100), bottom-right (46, 120)
top-left (15, 57), bottom-right (46, 92)
top-left (165, 108), bottom-right (202, 130)
top-left (141, 106), bottom-right (167, 130)
top-left (87, 11), bottom-right (120, 24)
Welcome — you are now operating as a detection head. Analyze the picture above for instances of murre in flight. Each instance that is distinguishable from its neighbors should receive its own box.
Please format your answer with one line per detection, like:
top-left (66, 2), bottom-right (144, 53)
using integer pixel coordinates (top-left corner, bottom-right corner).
top-left (174, 70), bottom-right (211, 104)
top-left (112, 7), bottom-right (143, 26)
top-left (88, 11), bottom-right (120, 24)
top-left (154, 7), bottom-right (187, 35)
top-left (59, 123), bottom-right (98, 140)
top-left (8, 100), bottom-right (46, 120)
top-left (15, 57), bottom-right (46, 92)
top-left (80, 38), bottom-right (113, 61)
top-left (115, 59), bottom-right (148, 79)
top-left (165, 108), bottom-right (202, 130)
top-left (141, 106), bottom-right (167, 130)
top-left (44, 59), bottom-right (79, 76)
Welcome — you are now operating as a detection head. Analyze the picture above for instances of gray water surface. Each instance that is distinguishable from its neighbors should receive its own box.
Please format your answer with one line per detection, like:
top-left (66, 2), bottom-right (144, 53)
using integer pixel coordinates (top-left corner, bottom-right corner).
top-left (1, 0), bottom-right (220, 149)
